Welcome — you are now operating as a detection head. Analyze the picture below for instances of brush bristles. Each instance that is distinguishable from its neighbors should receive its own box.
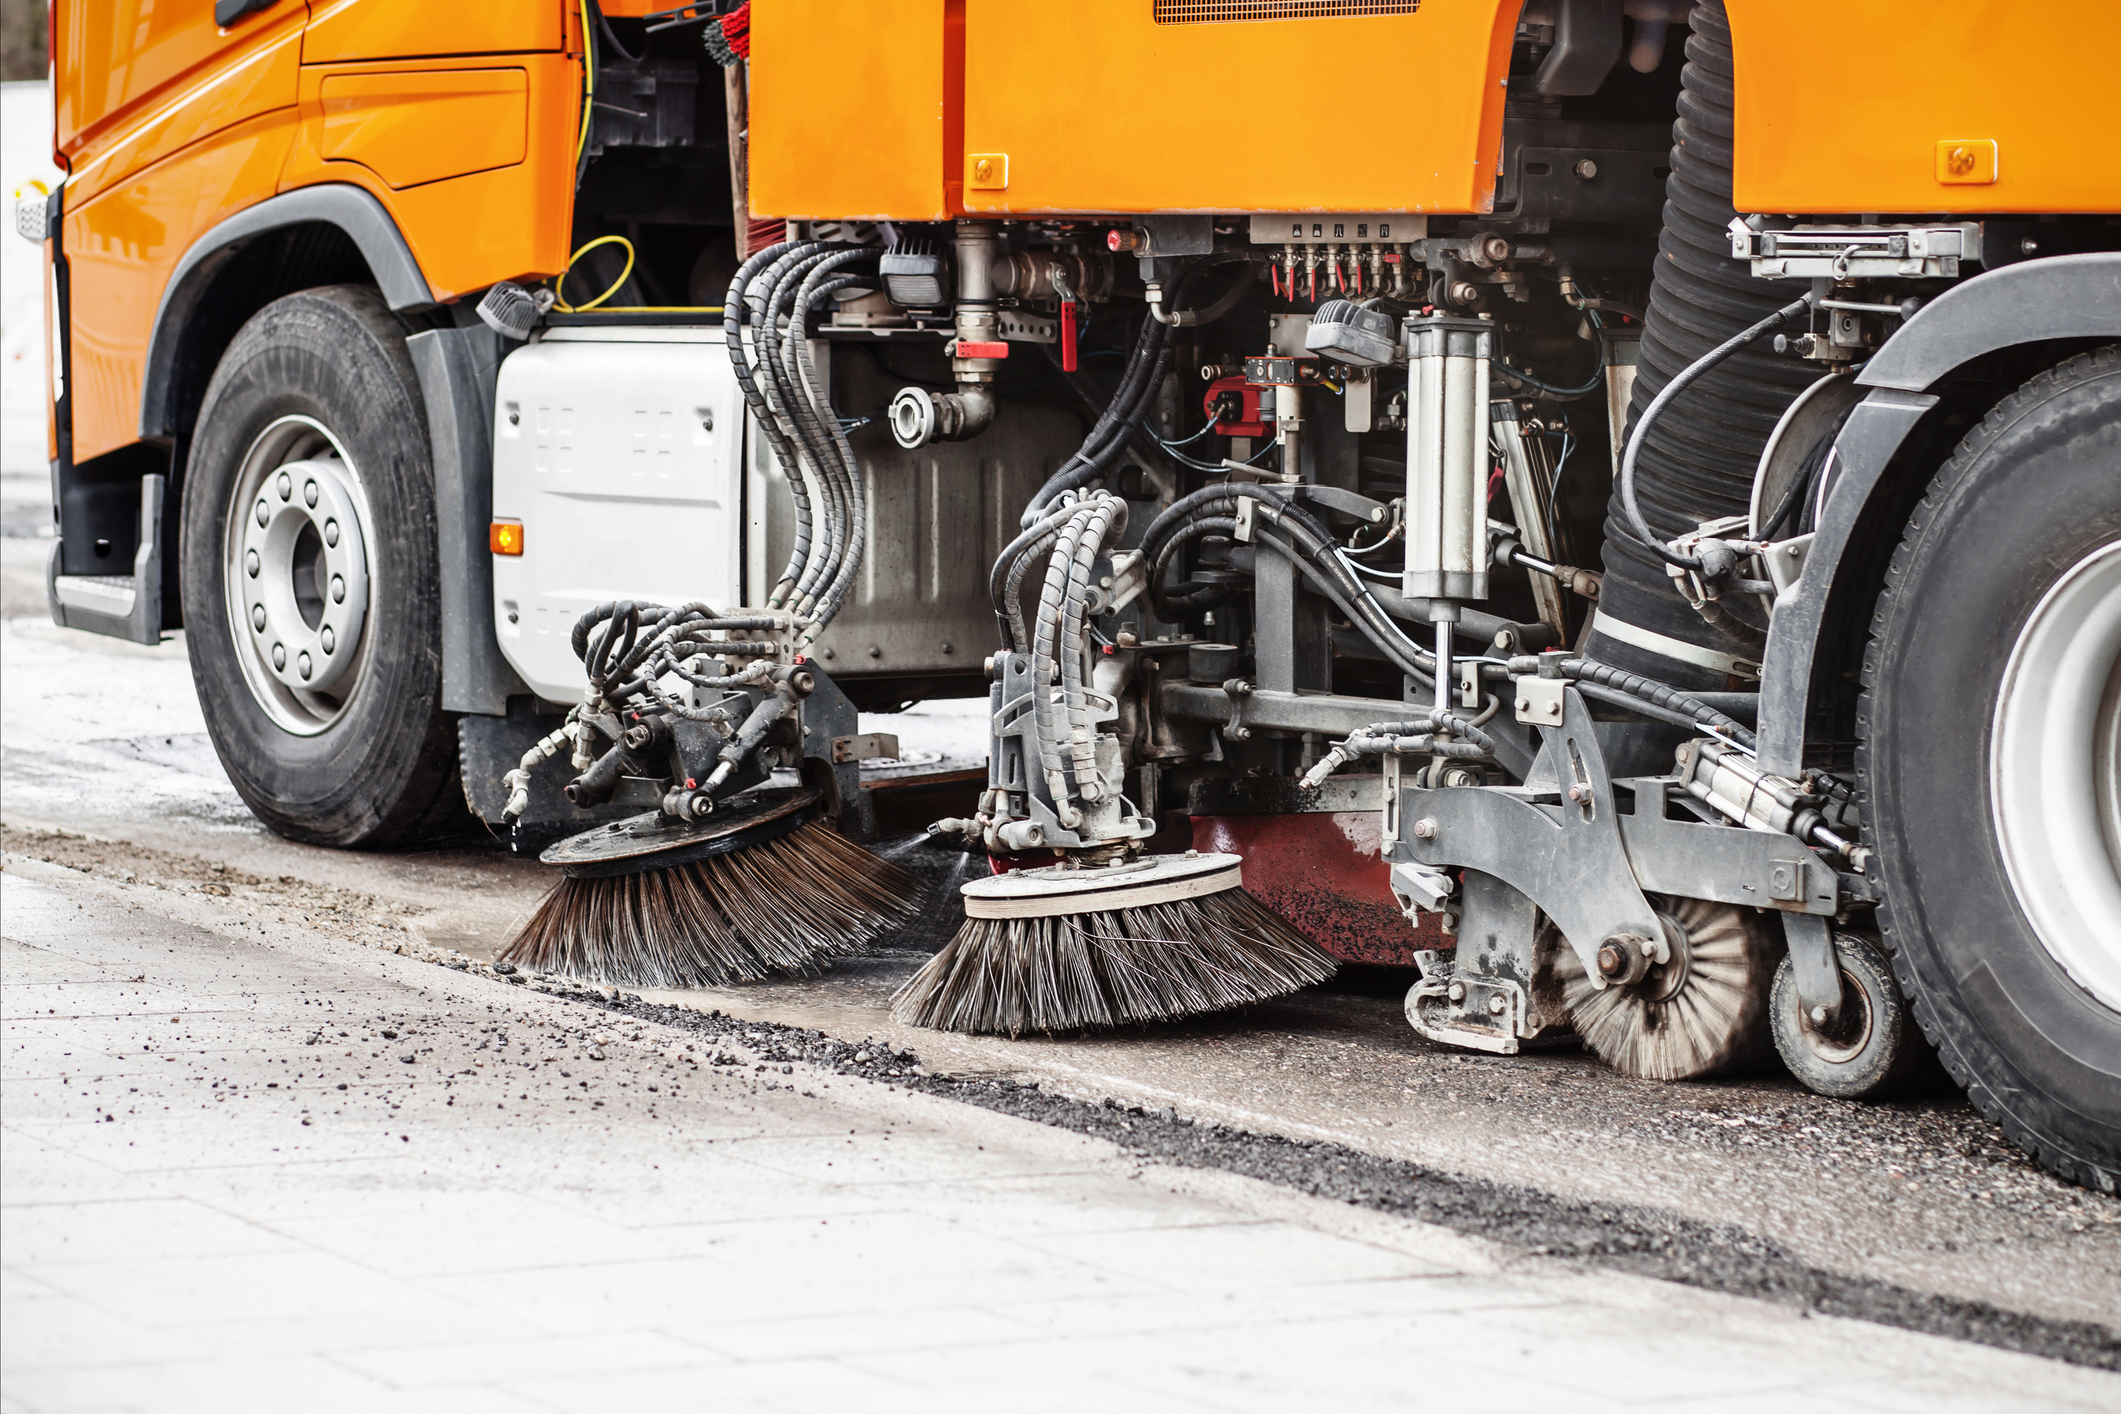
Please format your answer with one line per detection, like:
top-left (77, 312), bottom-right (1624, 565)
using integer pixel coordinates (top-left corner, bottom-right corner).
top-left (890, 886), bottom-right (1337, 1036)
top-left (502, 822), bottom-right (919, 988)
top-left (1554, 897), bottom-right (1777, 1080)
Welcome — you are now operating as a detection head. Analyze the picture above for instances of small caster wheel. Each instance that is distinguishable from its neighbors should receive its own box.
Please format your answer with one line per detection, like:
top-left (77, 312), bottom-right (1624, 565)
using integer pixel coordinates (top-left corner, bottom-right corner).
top-left (1770, 932), bottom-right (1928, 1099)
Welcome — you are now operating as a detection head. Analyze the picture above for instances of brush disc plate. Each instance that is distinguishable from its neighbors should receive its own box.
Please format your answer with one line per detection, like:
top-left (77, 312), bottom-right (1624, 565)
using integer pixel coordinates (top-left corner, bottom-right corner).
top-left (541, 789), bottom-right (821, 879)
top-left (961, 851), bottom-right (1243, 919)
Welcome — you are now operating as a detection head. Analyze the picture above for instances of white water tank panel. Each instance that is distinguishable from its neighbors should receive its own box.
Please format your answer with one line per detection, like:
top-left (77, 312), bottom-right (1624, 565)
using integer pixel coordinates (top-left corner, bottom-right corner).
top-left (490, 328), bottom-right (747, 704)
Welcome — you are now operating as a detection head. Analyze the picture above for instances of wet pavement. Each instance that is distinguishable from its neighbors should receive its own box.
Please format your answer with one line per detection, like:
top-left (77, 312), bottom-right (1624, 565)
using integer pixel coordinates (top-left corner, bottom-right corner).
top-left (6, 854), bottom-right (2119, 1411)
top-left (2, 607), bottom-right (2117, 1355)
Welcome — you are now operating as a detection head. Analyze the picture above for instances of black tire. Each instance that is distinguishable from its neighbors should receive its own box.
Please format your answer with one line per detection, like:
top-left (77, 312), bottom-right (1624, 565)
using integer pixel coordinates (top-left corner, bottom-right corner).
top-left (1859, 345), bottom-right (2121, 1191)
top-left (1769, 932), bottom-right (1929, 1100)
top-left (180, 286), bottom-right (464, 848)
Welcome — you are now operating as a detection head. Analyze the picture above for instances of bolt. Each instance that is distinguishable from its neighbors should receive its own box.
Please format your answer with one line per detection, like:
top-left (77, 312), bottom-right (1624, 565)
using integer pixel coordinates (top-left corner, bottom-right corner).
top-left (330, 574), bottom-right (345, 603)
top-left (1809, 1006), bottom-right (1828, 1025)
top-left (940, 641), bottom-right (953, 654)
top-left (1411, 817), bottom-right (1439, 840)
top-left (321, 626), bottom-right (335, 654)
top-left (304, 479), bottom-right (319, 508)
top-left (251, 604), bottom-right (267, 632)
top-left (868, 645), bottom-right (882, 659)
top-left (1945, 144), bottom-right (1976, 177)
top-left (1447, 981), bottom-right (1465, 1002)
top-left (1573, 158), bottom-right (1598, 180)
top-left (324, 519), bottom-right (340, 548)
top-left (271, 643), bottom-right (286, 671)
top-left (2019, 237), bottom-right (2039, 256)
top-left (297, 652), bottom-right (312, 680)
top-left (276, 472), bottom-right (292, 501)
top-left (1488, 994), bottom-right (1507, 1016)
top-left (1596, 941), bottom-right (1628, 978)
top-left (1449, 280), bottom-right (1480, 306)
top-left (508, 411), bottom-right (521, 425)
top-left (255, 500), bottom-right (270, 527)
top-left (245, 550), bottom-right (260, 578)
top-left (701, 410), bottom-right (714, 431)
top-left (1482, 234), bottom-right (1511, 263)
top-left (1567, 786), bottom-right (1583, 802)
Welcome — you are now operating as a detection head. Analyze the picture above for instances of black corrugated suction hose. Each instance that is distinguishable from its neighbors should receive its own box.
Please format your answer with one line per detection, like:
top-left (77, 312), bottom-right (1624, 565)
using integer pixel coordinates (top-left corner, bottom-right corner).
top-left (1585, 0), bottom-right (1818, 687)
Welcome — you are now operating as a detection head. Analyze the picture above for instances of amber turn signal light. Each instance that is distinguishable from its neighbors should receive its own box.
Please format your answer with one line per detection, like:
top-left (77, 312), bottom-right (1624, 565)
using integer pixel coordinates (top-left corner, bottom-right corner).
top-left (490, 520), bottom-right (524, 555)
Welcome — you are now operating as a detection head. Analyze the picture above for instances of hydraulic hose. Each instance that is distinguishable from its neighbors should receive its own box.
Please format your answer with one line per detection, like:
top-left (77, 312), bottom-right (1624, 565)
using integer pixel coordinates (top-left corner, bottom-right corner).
top-left (989, 504), bottom-right (1080, 651)
top-left (1617, 294), bottom-right (1811, 571)
top-left (1586, 0), bottom-right (1819, 688)
top-left (1055, 495), bottom-right (1128, 800)
top-left (1029, 500), bottom-right (1104, 825)
top-left (1023, 318), bottom-right (1170, 523)
top-left (1020, 267), bottom-right (1202, 524)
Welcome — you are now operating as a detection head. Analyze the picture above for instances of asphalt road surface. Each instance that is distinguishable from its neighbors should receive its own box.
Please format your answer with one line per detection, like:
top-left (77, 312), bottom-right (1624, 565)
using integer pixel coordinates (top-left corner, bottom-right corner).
top-left (1, 605), bottom-right (2117, 1390)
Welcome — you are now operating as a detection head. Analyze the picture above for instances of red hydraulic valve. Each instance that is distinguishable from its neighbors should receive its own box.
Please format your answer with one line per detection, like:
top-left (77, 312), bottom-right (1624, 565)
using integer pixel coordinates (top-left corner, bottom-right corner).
top-left (954, 341), bottom-right (1009, 359)
top-left (1203, 375), bottom-right (1268, 438)
top-left (1060, 298), bottom-right (1079, 372)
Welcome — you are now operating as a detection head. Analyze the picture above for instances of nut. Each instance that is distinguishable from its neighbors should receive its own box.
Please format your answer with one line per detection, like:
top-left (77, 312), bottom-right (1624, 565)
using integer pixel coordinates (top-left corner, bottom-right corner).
top-left (1411, 817), bottom-right (1439, 841)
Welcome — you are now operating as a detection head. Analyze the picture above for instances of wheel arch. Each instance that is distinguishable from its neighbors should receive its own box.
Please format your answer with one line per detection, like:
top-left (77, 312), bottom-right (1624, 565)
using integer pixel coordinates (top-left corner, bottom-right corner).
top-left (139, 184), bottom-right (438, 449)
top-left (1755, 253), bottom-right (2121, 776)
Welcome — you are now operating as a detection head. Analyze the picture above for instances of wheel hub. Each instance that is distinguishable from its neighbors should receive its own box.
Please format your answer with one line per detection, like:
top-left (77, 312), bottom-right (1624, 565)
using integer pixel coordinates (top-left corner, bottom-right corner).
top-left (240, 455), bottom-right (369, 694)
top-left (222, 416), bottom-right (376, 735)
top-left (1795, 967), bottom-right (1874, 1063)
top-left (1990, 539), bottom-right (2121, 1012)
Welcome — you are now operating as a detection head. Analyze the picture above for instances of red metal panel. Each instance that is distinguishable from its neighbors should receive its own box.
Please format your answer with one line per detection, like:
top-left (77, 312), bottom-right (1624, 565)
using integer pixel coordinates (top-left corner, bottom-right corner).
top-left (1192, 812), bottom-right (1444, 967)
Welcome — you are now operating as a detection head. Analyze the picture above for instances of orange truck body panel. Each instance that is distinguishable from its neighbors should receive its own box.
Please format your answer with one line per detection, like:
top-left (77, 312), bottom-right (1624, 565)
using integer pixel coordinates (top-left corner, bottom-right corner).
top-left (748, 0), bottom-right (960, 221)
top-left (747, 0), bottom-right (1520, 220)
top-left (958, 0), bottom-right (1517, 216)
top-left (1725, 1), bottom-right (2121, 215)
top-left (53, 0), bottom-right (579, 463)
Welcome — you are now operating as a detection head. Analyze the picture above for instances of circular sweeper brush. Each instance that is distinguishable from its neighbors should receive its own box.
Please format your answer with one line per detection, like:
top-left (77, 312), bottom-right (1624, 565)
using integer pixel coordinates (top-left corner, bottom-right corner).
top-left (501, 788), bottom-right (919, 989)
top-left (1550, 895), bottom-right (1783, 1081)
top-left (891, 851), bottom-right (1338, 1037)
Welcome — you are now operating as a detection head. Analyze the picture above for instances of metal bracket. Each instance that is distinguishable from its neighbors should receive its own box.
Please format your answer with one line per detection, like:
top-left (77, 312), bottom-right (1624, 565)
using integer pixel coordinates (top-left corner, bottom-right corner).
top-left (1402, 870), bottom-right (1560, 1053)
top-left (1782, 912), bottom-right (1846, 1026)
top-left (1393, 687), bottom-right (1664, 988)
top-left (1515, 673), bottom-right (1565, 727)
top-left (831, 732), bottom-right (901, 764)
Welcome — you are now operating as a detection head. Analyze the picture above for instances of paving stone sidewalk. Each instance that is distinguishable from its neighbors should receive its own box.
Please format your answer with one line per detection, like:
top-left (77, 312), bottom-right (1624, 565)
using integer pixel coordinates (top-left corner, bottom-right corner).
top-left (4, 856), bottom-right (2115, 1413)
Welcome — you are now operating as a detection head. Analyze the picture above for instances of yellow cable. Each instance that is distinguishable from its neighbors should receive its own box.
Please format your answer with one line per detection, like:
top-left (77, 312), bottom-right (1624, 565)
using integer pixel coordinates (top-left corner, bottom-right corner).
top-left (553, 235), bottom-right (635, 312)
top-left (575, 0), bottom-right (595, 163)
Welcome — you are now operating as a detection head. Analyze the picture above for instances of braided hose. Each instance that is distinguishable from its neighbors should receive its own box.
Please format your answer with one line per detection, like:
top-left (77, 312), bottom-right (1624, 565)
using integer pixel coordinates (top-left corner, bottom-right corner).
top-left (1055, 494), bottom-right (1128, 800)
top-left (1030, 501), bottom-right (1101, 826)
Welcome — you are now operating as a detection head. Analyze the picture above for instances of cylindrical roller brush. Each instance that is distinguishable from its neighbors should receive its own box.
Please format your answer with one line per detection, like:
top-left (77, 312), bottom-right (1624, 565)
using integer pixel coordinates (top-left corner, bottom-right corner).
top-left (503, 789), bottom-right (918, 989)
top-left (891, 852), bottom-right (1336, 1036)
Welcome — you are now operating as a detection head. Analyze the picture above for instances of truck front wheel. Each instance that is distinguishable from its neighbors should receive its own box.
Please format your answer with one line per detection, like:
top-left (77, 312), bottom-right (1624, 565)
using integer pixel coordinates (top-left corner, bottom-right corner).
top-left (1860, 345), bottom-right (2121, 1190)
top-left (179, 286), bottom-right (463, 847)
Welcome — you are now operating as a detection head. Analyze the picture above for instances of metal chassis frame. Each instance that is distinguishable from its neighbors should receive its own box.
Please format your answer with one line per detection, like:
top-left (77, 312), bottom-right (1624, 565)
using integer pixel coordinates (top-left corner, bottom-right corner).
top-left (1387, 686), bottom-right (1853, 1039)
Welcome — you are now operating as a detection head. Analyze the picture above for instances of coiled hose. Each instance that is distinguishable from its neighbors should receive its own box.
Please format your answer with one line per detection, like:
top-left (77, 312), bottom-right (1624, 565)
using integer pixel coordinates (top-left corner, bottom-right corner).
top-left (1585, 0), bottom-right (1817, 688)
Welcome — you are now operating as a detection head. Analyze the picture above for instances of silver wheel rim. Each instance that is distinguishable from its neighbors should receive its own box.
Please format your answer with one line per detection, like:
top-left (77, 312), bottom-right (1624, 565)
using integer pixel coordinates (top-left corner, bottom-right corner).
top-left (1990, 538), bottom-right (2121, 1013)
top-left (1796, 966), bottom-right (1874, 1064)
top-left (221, 415), bottom-right (377, 736)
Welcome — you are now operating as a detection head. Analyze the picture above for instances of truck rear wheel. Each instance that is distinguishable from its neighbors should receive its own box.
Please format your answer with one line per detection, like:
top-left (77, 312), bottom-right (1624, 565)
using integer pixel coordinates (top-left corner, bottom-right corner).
top-left (1859, 345), bottom-right (2121, 1190)
top-left (179, 286), bottom-right (463, 848)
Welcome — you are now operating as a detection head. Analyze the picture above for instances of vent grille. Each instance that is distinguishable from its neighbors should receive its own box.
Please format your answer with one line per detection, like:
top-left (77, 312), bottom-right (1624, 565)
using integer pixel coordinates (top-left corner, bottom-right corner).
top-left (1154, 0), bottom-right (1419, 23)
